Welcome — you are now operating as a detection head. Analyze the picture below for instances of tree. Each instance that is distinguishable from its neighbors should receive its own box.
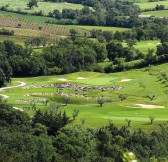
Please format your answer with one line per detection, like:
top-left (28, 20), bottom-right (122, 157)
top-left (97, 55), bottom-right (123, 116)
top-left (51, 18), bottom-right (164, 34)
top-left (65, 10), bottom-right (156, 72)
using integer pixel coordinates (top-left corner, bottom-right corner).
top-left (72, 109), bottom-right (79, 120)
top-left (125, 118), bottom-right (131, 127)
top-left (146, 95), bottom-right (155, 101)
top-left (97, 96), bottom-right (105, 107)
top-left (69, 29), bottom-right (78, 41)
top-left (27, 0), bottom-right (38, 9)
top-left (64, 95), bottom-right (71, 106)
top-left (53, 9), bottom-right (62, 19)
top-left (149, 116), bottom-right (155, 124)
top-left (118, 94), bottom-right (127, 101)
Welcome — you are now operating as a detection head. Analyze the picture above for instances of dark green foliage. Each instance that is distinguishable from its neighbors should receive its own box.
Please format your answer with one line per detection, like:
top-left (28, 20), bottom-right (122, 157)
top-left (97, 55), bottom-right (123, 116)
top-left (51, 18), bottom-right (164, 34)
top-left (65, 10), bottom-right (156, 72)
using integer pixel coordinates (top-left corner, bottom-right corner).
top-left (0, 28), bottom-right (14, 35)
top-left (32, 109), bottom-right (71, 135)
top-left (53, 124), bottom-right (97, 162)
top-left (27, 0), bottom-right (38, 9)
top-left (1, 100), bottom-right (168, 161)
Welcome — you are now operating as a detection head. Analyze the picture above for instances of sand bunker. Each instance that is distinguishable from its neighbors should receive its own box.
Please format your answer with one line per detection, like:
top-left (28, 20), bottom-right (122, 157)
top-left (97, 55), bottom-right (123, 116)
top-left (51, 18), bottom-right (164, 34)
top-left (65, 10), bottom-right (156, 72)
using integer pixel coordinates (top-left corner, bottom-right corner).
top-left (77, 77), bottom-right (87, 80)
top-left (135, 104), bottom-right (165, 109)
top-left (58, 78), bottom-right (67, 81)
top-left (119, 79), bottom-right (133, 82)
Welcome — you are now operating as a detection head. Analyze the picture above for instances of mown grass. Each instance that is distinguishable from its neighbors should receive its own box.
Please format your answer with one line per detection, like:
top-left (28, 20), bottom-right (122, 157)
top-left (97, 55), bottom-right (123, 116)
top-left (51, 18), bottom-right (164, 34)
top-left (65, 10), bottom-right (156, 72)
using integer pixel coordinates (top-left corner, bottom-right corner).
top-left (0, 0), bottom-right (85, 15)
top-left (141, 10), bottom-right (168, 17)
top-left (1, 63), bottom-right (167, 129)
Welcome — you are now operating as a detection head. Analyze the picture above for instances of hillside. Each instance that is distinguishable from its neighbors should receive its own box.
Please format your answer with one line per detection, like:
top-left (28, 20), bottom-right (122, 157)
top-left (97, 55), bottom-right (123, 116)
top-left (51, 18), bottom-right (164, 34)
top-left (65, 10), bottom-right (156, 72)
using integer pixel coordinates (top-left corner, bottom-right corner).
top-left (0, 0), bottom-right (168, 161)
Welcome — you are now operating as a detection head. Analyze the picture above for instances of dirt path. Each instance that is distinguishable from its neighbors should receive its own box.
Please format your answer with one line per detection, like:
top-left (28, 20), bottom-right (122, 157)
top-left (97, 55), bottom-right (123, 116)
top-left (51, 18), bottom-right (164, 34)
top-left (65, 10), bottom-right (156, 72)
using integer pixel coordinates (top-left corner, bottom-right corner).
top-left (0, 81), bottom-right (26, 111)
top-left (0, 81), bottom-right (26, 92)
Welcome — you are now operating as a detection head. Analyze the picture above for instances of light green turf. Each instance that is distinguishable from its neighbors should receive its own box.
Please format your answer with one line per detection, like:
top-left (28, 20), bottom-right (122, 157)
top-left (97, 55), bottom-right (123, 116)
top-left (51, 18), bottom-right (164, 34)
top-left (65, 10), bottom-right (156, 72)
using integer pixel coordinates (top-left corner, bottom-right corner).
top-left (0, 0), bottom-right (84, 15)
top-left (123, 40), bottom-right (160, 53)
top-left (2, 63), bottom-right (168, 129)
top-left (141, 10), bottom-right (168, 17)
top-left (135, 1), bottom-right (168, 10)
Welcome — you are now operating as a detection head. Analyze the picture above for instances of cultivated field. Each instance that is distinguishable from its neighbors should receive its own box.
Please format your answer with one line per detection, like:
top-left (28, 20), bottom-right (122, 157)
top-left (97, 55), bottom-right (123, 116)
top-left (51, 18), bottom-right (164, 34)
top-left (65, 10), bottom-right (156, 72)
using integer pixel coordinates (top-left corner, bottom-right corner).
top-left (0, 11), bottom-right (90, 40)
top-left (1, 63), bottom-right (168, 129)
top-left (0, 0), bottom-right (84, 15)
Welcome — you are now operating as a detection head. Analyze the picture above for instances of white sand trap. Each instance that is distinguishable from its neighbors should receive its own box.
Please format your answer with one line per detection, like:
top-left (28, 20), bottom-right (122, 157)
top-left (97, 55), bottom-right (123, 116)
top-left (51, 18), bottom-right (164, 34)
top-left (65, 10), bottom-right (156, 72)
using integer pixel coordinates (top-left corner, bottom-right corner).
top-left (147, 43), bottom-right (154, 45)
top-left (135, 104), bottom-right (165, 109)
top-left (119, 79), bottom-right (133, 82)
top-left (77, 77), bottom-right (87, 80)
top-left (157, 43), bottom-right (161, 45)
top-left (58, 78), bottom-right (67, 81)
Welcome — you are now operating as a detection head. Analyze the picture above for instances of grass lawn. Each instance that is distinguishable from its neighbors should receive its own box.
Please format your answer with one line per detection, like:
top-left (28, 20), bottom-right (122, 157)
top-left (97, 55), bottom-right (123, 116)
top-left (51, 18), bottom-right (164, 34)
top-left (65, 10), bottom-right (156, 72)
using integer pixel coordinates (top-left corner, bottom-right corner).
top-left (141, 10), bottom-right (168, 18)
top-left (0, 0), bottom-right (85, 15)
top-left (1, 63), bottom-right (168, 129)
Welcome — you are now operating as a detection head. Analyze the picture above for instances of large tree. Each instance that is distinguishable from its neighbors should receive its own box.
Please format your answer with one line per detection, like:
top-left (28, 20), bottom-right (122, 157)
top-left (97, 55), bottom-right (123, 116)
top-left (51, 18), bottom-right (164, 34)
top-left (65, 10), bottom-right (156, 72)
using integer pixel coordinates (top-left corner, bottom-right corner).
top-left (27, 0), bottom-right (38, 9)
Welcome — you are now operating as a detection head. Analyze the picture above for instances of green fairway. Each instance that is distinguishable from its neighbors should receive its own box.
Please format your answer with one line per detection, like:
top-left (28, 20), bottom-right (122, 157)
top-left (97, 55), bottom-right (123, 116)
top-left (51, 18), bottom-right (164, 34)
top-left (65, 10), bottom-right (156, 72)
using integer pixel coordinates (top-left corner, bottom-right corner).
top-left (141, 10), bottom-right (168, 18)
top-left (2, 63), bottom-right (168, 129)
top-left (0, 0), bottom-right (84, 15)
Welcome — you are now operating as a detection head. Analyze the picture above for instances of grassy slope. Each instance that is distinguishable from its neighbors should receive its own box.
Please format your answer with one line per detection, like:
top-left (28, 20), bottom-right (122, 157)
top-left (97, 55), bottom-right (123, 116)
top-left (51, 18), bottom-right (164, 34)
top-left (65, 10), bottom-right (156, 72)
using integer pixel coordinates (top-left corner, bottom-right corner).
top-left (2, 63), bottom-right (168, 129)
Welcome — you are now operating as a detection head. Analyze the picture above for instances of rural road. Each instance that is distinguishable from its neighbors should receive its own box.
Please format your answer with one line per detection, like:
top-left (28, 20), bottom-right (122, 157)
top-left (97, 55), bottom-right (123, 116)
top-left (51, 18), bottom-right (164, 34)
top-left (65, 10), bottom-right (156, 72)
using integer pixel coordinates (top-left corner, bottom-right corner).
top-left (0, 81), bottom-right (26, 111)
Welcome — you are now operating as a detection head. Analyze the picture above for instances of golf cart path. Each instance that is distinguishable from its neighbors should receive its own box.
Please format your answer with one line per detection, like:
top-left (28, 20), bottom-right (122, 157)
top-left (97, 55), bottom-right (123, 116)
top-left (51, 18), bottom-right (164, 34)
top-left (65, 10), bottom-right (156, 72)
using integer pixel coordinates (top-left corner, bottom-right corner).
top-left (0, 81), bottom-right (26, 111)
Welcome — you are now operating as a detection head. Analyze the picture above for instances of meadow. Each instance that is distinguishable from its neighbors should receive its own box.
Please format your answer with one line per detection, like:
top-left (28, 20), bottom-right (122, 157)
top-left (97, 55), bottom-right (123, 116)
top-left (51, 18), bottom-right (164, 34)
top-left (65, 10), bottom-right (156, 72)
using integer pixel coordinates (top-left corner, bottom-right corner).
top-left (141, 10), bottom-right (168, 18)
top-left (1, 63), bottom-right (168, 129)
top-left (0, 0), bottom-right (84, 15)
top-left (135, 0), bottom-right (168, 10)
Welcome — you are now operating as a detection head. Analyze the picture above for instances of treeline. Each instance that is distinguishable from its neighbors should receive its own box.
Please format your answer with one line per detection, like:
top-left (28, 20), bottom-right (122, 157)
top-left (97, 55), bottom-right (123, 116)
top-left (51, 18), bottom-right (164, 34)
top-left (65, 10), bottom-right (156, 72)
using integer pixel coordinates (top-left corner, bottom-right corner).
top-left (1, 30), bottom-right (168, 87)
top-left (0, 38), bottom-right (107, 86)
top-left (1, 99), bottom-right (168, 161)
top-left (0, 28), bottom-right (14, 35)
